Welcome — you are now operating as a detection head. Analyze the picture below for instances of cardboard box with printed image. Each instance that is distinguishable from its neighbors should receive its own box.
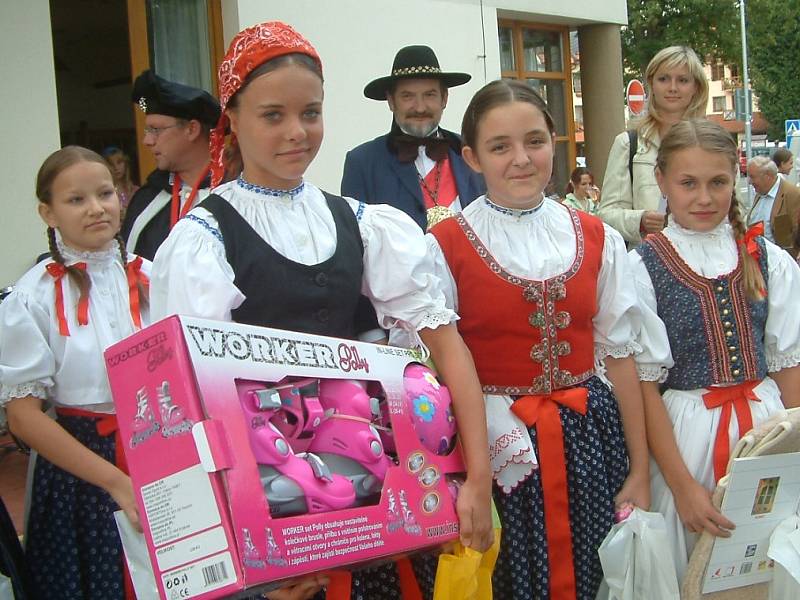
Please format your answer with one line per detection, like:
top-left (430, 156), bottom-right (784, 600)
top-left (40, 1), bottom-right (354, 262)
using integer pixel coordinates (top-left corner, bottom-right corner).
top-left (104, 315), bottom-right (465, 599)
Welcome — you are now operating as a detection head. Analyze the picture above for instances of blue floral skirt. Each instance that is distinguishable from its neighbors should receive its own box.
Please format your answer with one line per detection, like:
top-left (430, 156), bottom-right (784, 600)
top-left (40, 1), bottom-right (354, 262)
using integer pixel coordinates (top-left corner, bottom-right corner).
top-left (307, 554), bottom-right (437, 600)
top-left (492, 377), bottom-right (629, 599)
top-left (25, 415), bottom-right (125, 600)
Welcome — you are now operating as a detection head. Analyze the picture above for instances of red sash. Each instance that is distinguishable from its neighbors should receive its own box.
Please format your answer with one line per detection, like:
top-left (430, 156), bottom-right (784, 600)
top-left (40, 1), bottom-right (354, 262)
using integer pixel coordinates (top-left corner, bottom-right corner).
top-left (702, 380), bottom-right (760, 482)
top-left (510, 387), bottom-right (589, 599)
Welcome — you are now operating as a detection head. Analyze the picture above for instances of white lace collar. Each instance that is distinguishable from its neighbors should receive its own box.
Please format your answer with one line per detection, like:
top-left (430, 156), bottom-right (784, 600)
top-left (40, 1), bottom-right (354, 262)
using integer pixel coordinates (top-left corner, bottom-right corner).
top-left (56, 236), bottom-right (120, 266)
top-left (665, 214), bottom-right (731, 239)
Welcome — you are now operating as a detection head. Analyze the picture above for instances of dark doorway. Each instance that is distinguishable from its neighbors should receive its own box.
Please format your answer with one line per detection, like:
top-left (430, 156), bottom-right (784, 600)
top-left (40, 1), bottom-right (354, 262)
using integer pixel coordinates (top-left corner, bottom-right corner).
top-left (50, 0), bottom-right (140, 184)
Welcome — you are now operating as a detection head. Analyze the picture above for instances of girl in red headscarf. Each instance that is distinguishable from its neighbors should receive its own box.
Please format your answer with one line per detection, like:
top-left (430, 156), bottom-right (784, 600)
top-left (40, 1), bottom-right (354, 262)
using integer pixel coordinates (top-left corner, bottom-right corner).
top-left (0, 146), bottom-right (150, 600)
top-left (150, 21), bottom-right (493, 600)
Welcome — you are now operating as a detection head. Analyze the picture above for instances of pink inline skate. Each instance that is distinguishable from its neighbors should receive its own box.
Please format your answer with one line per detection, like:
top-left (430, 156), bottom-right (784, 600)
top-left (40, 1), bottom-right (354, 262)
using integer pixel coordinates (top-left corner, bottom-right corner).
top-left (265, 527), bottom-right (288, 567)
top-left (385, 488), bottom-right (404, 533)
top-left (399, 489), bottom-right (422, 535)
top-left (307, 379), bottom-right (392, 504)
top-left (237, 379), bottom-right (355, 517)
top-left (241, 527), bottom-right (266, 569)
top-left (158, 381), bottom-right (193, 437)
top-left (129, 387), bottom-right (160, 448)
top-left (267, 379), bottom-right (324, 453)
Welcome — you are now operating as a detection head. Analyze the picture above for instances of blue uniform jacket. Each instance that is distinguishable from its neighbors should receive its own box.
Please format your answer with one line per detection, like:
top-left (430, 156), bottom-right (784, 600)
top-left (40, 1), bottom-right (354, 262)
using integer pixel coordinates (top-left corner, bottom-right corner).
top-left (340, 129), bottom-right (486, 230)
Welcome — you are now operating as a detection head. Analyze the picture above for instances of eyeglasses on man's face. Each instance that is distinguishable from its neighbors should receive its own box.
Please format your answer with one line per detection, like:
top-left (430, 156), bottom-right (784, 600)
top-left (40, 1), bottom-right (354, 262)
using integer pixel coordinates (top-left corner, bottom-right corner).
top-left (143, 124), bottom-right (182, 137)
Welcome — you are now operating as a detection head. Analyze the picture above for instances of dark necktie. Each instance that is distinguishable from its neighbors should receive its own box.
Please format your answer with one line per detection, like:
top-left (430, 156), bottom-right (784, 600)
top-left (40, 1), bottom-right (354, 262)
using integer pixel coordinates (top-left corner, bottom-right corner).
top-left (389, 133), bottom-right (453, 163)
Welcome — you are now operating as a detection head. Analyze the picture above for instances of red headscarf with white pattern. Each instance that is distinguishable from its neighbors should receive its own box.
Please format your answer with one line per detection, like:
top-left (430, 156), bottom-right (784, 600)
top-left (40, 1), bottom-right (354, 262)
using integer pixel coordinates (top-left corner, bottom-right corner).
top-left (209, 21), bottom-right (322, 187)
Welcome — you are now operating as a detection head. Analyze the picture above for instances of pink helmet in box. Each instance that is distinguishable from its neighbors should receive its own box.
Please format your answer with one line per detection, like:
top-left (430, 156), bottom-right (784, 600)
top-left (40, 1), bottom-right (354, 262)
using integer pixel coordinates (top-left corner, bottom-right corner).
top-left (403, 363), bottom-right (457, 455)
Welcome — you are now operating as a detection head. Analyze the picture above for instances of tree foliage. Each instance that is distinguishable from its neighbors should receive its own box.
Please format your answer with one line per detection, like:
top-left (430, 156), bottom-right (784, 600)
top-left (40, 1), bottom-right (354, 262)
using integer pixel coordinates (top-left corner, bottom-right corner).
top-left (621, 0), bottom-right (740, 80)
top-left (746, 0), bottom-right (800, 140)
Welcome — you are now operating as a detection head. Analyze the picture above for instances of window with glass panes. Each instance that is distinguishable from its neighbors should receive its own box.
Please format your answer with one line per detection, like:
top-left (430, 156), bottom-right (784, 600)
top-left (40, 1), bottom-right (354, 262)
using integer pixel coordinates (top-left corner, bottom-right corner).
top-left (498, 20), bottom-right (575, 195)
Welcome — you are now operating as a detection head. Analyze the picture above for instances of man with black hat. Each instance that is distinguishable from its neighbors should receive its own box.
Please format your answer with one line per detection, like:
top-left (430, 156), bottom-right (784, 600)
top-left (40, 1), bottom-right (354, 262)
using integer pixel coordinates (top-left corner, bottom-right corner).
top-left (121, 70), bottom-right (221, 260)
top-left (341, 45), bottom-right (484, 231)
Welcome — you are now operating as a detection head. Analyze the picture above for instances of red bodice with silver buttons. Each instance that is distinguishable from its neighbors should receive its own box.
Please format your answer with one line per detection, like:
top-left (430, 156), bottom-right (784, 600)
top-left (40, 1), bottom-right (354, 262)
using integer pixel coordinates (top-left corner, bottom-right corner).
top-left (430, 209), bottom-right (605, 394)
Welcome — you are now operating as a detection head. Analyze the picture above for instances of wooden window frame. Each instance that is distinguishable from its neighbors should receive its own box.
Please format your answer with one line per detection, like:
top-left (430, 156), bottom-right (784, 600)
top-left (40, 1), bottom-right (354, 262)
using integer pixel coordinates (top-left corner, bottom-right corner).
top-left (498, 19), bottom-right (576, 173)
top-left (126, 0), bottom-right (224, 180)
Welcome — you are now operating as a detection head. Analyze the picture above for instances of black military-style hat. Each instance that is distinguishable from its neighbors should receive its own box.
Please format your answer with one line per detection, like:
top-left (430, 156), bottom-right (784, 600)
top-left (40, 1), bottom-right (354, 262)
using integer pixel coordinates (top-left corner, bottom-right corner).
top-left (364, 45), bottom-right (471, 101)
top-left (132, 70), bottom-right (221, 126)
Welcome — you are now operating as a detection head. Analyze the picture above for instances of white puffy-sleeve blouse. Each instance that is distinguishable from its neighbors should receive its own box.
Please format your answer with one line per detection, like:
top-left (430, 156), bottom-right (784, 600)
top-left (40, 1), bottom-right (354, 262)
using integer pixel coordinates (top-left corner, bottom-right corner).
top-left (150, 178), bottom-right (455, 340)
top-left (0, 242), bottom-right (151, 413)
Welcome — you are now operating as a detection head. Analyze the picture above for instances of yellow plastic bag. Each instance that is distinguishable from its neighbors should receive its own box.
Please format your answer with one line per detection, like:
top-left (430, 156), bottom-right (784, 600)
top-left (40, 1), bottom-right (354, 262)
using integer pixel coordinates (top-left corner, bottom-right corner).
top-left (432, 503), bottom-right (501, 600)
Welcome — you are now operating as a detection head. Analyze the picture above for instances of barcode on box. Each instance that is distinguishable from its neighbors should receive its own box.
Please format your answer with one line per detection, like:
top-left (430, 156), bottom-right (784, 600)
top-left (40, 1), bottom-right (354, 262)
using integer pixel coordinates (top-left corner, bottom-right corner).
top-left (161, 551), bottom-right (236, 597)
top-left (203, 561), bottom-right (229, 587)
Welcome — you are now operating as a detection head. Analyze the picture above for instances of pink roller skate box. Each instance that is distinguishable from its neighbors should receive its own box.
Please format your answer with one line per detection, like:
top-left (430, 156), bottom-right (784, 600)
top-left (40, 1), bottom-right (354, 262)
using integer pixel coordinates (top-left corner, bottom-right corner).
top-left (105, 315), bottom-right (465, 599)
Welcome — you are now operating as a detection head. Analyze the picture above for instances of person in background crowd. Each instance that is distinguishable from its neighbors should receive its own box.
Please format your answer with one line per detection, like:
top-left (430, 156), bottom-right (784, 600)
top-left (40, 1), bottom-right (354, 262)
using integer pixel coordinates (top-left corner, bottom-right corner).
top-left (598, 46), bottom-right (708, 244)
top-left (0, 146), bottom-right (150, 600)
top-left (426, 79), bottom-right (649, 599)
top-left (747, 155), bottom-right (800, 256)
top-left (772, 147), bottom-right (794, 177)
top-left (150, 21), bottom-right (493, 600)
top-left (341, 45), bottom-right (485, 231)
top-left (563, 166), bottom-right (599, 214)
top-left (630, 119), bottom-right (800, 581)
top-left (120, 70), bottom-right (220, 260)
top-left (102, 146), bottom-right (139, 220)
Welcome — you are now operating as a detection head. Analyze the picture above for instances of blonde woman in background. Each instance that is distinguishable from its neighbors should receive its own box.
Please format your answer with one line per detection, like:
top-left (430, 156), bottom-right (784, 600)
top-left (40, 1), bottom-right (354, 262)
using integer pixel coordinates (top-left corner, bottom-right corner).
top-left (598, 46), bottom-right (708, 244)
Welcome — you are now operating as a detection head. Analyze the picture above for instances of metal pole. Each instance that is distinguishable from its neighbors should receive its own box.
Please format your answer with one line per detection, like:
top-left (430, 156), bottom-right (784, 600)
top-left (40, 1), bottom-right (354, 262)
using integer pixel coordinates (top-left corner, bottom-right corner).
top-left (740, 0), bottom-right (753, 206)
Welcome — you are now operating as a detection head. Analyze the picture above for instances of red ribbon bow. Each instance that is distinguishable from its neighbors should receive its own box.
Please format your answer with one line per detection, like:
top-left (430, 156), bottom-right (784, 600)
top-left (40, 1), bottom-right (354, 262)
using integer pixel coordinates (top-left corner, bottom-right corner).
top-left (740, 222), bottom-right (764, 261)
top-left (46, 262), bottom-right (88, 336)
top-left (510, 387), bottom-right (588, 600)
top-left (126, 256), bottom-right (150, 330)
top-left (702, 380), bottom-right (760, 482)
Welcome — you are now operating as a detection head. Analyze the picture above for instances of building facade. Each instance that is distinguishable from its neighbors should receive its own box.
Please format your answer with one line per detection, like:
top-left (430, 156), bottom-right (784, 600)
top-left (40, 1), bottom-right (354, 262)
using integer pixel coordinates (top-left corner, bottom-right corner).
top-left (1, 0), bottom-right (629, 285)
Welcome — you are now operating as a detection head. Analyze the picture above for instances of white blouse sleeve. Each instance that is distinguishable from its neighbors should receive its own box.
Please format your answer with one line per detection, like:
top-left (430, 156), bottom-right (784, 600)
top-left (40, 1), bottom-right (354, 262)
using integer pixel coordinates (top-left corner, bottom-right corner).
top-left (150, 211), bottom-right (245, 321)
top-left (763, 241), bottom-right (800, 371)
top-left (352, 201), bottom-right (456, 334)
top-left (626, 248), bottom-right (674, 381)
top-left (592, 225), bottom-right (643, 361)
top-left (0, 289), bottom-right (55, 405)
top-left (425, 233), bottom-right (458, 313)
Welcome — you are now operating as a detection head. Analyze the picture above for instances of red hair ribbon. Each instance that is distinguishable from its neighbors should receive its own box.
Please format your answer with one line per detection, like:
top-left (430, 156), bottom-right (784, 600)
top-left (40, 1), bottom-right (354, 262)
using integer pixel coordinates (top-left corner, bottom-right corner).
top-left (702, 380), bottom-right (760, 482)
top-left (209, 22), bottom-right (322, 187)
top-left (511, 387), bottom-right (588, 600)
top-left (126, 256), bottom-right (150, 330)
top-left (739, 222), bottom-right (764, 261)
top-left (46, 262), bottom-right (88, 336)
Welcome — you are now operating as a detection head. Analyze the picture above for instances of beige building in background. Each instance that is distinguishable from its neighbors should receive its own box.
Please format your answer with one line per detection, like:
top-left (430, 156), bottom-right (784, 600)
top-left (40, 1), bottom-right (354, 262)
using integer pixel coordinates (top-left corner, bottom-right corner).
top-left (1, 0), bottom-right (630, 286)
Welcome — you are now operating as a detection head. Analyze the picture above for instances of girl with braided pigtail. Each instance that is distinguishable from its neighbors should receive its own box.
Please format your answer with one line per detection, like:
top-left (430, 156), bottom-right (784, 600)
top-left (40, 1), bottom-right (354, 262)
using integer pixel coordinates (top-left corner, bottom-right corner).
top-left (0, 146), bottom-right (150, 599)
top-left (629, 119), bottom-right (800, 583)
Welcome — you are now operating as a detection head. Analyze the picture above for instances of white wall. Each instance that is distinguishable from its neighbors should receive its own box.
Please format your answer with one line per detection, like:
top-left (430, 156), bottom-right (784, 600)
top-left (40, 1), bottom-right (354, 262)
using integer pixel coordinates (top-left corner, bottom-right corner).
top-left (228, 0), bottom-right (501, 193)
top-left (225, 0), bottom-right (625, 193)
top-left (0, 1), bottom-right (61, 285)
top-left (490, 0), bottom-right (627, 25)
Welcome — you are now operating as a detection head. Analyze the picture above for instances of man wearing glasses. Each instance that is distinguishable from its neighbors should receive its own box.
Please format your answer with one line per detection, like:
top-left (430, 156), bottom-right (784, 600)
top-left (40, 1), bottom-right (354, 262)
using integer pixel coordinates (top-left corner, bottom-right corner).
top-left (122, 70), bottom-right (220, 260)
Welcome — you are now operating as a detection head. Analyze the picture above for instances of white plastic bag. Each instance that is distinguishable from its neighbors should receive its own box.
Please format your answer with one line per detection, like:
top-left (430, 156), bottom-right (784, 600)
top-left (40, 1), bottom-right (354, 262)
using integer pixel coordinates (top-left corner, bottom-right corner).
top-left (114, 510), bottom-right (160, 600)
top-left (0, 573), bottom-right (13, 600)
top-left (767, 513), bottom-right (800, 600)
top-left (597, 508), bottom-right (680, 600)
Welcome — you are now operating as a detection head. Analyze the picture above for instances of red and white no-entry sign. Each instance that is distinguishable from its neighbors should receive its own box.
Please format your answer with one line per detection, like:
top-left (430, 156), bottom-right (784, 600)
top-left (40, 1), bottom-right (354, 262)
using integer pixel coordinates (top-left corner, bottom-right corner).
top-left (627, 79), bottom-right (646, 115)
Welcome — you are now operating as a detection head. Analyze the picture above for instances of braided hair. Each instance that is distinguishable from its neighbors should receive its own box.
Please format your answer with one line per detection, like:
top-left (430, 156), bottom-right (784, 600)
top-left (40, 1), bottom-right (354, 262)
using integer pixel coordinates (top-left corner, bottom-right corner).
top-left (36, 146), bottom-right (128, 307)
top-left (657, 120), bottom-right (765, 301)
top-left (727, 191), bottom-right (766, 301)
